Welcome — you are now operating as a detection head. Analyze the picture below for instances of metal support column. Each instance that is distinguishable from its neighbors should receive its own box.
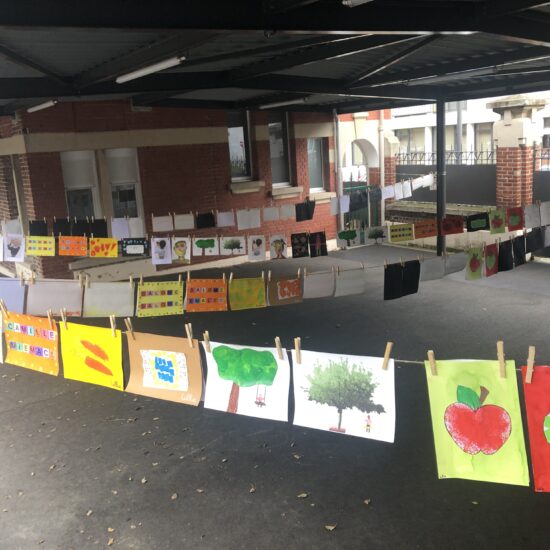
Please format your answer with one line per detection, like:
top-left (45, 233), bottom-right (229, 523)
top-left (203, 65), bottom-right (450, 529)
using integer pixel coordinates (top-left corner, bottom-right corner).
top-left (436, 98), bottom-right (446, 256)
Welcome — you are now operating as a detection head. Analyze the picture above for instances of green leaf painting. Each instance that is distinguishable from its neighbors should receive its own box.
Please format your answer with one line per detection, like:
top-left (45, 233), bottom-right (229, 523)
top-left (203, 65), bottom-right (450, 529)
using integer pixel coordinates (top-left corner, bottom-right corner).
top-left (228, 277), bottom-right (267, 311)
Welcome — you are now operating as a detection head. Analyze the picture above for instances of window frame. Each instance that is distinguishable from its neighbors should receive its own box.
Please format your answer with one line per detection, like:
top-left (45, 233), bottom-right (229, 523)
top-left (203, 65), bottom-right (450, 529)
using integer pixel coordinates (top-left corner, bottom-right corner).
top-left (307, 136), bottom-right (330, 194)
top-left (228, 110), bottom-right (253, 182)
top-left (269, 112), bottom-right (293, 188)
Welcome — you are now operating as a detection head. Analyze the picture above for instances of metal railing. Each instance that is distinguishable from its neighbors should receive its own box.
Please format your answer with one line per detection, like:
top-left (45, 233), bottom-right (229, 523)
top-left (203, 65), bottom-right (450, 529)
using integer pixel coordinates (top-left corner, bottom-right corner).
top-left (534, 148), bottom-right (550, 172)
top-left (395, 150), bottom-right (496, 165)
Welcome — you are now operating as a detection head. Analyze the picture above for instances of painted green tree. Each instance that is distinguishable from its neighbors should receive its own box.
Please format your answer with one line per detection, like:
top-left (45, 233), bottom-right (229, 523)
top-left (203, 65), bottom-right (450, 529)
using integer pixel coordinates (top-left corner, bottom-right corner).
top-left (338, 230), bottom-right (357, 247)
top-left (223, 238), bottom-right (243, 255)
top-left (368, 228), bottom-right (385, 244)
top-left (213, 345), bottom-right (278, 413)
top-left (195, 238), bottom-right (216, 256)
top-left (306, 358), bottom-right (385, 432)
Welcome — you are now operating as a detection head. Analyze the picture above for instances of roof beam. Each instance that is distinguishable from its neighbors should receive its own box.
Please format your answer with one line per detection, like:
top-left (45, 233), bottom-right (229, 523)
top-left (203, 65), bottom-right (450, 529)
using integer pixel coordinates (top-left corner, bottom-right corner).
top-left (352, 45), bottom-right (550, 87)
top-left (347, 35), bottom-right (440, 85)
top-left (478, 1), bottom-right (550, 19)
top-left (480, 14), bottom-right (550, 47)
top-left (264, 0), bottom-right (323, 13)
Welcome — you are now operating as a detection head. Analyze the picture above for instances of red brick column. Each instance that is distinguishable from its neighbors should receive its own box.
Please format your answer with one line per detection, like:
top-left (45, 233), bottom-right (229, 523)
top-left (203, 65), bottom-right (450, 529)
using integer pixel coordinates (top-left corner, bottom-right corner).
top-left (496, 146), bottom-right (534, 207)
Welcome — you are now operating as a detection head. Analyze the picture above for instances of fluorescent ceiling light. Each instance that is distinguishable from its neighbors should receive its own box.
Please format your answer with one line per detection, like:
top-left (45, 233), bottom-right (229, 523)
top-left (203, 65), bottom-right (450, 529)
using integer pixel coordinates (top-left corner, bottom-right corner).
top-left (259, 98), bottom-right (308, 109)
top-left (116, 56), bottom-right (186, 84)
top-left (27, 99), bottom-right (58, 113)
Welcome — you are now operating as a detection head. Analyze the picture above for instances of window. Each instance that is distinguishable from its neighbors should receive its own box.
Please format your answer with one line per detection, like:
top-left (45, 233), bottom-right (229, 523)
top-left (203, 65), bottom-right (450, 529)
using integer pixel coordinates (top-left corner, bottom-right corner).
top-left (352, 141), bottom-right (365, 166)
top-left (106, 148), bottom-right (143, 220)
top-left (474, 123), bottom-right (493, 152)
top-left (307, 137), bottom-right (329, 192)
top-left (227, 110), bottom-right (251, 180)
top-left (61, 150), bottom-right (102, 219)
top-left (395, 128), bottom-right (425, 154)
top-left (268, 112), bottom-right (290, 186)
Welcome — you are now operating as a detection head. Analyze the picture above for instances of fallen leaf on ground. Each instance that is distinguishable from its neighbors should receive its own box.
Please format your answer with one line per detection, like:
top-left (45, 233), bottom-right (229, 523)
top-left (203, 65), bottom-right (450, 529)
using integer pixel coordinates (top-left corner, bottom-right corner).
top-left (196, 489), bottom-right (204, 494)
top-left (86, 510), bottom-right (93, 517)
top-left (107, 527), bottom-right (115, 532)
top-left (221, 458), bottom-right (228, 463)
top-left (325, 524), bottom-right (337, 532)
top-left (249, 484), bottom-right (256, 494)
top-left (171, 493), bottom-right (178, 500)
top-left (141, 477), bottom-right (147, 484)
top-left (297, 493), bottom-right (309, 499)
top-left (293, 454), bottom-right (302, 460)
top-left (363, 499), bottom-right (371, 506)
top-left (107, 537), bottom-right (114, 546)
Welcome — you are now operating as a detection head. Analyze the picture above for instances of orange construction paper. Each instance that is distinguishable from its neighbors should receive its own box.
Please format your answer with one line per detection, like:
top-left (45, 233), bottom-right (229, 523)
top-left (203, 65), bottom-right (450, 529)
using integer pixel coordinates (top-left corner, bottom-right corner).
top-left (186, 278), bottom-right (228, 312)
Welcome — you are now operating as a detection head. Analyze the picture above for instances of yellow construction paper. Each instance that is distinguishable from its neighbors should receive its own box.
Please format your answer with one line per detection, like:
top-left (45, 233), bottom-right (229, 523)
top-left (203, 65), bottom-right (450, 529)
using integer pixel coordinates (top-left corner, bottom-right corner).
top-left (60, 322), bottom-right (123, 391)
top-left (25, 236), bottom-right (56, 257)
top-left (136, 281), bottom-right (184, 317)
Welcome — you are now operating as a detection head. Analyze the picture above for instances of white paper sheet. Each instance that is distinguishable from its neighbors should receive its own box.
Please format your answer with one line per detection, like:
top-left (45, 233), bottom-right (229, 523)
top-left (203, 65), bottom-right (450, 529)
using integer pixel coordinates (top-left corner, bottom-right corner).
top-left (26, 279), bottom-right (83, 317)
top-left (111, 218), bottom-right (130, 240)
top-left (293, 349), bottom-right (395, 442)
top-left (269, 234), bottom-right (288, 259)
top-left (412, 176), bottom-right (424, 191)
top-left (0, 236), bottom-right (3, 262)
top-left (420, 257), bottom-right (445, 282)
top-left (0, 278), bottom-right (26, 313)
top-left (83, 282), bottom-right (135, 317)
top-left (330, 197), bottom-right (339, 216)
top-left (444, 252), bottom-right (467, 275)
top-left (152, 215), bottom-right (174, 233)
top-left (192, 236), bottom-right (220, 256)
top-left (2, 219), bottom-right (22, 235)
top-left (263, 206), bottom-right (280, 222)
top-left (540, 201), bottom-right (550, 226)
top-left (394, 183), bottom-right (404, 200)
top-left (303, 272), bottom-right (335, 299)
top-left (334, 269), bottom-right (368, 297)
top-left (248, 235), bottom-right (266, 261)
top-left (151, 237), bottom-right (173, 264)
top-left (279, 204), bottom-right (295, 220)
top-left (216, 211), bottom-right (235, 228)
top-left (128, 217), bottom-right (145, 238)
top-left (524, 204), bottom-right (542, 229)
top-left (340, 195), bottom-right (350, 214)
top-left (4, 234), bottom-right (25, 262)
top-left (402, 180), bottom-right (413, 198)
top-left (203, 341), bottom-right (290, 422)
top-left (173, 213), bottom-right (195, 231)
top-left (220, 236), bottom-right (246, 256)
top-left (382, 185), bottom-right (395, 200)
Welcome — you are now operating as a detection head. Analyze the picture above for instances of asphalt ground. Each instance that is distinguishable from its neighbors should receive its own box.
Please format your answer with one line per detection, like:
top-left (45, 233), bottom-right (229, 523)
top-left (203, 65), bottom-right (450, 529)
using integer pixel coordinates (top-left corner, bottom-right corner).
top-left (0, 244), bottom-right (549, 549)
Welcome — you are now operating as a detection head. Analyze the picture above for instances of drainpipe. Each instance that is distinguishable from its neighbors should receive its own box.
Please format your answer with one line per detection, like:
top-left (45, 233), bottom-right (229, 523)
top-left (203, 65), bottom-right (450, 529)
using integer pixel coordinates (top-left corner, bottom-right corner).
top-left (379, 110), bottom-right (385, 225)
top-left (333, 109), bottom-right (345, 231)
top-left (436, 98), bottom-right (447, 256)
top-left (10, 155), bottom-right (27, 232)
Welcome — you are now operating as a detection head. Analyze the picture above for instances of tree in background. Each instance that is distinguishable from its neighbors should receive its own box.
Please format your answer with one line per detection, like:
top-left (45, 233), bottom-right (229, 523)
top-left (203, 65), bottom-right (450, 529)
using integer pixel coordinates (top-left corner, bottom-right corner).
top-left (338, 230), bottom-right (357, 247)
top-left (223, 238), bottom-right (243, 255)
top-left (305, 358), bottom-right (385, 433)
top-left (368, 228), bottom-right (385, 244)
top-left (195, 238), bottom-right (216, 256)
top-left (213, 345), bottom-right (278, 413)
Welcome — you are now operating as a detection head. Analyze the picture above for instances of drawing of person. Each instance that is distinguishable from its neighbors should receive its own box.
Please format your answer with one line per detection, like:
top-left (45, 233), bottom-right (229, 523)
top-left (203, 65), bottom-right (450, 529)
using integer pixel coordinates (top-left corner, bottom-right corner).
top-left (251, 238), bottom-right (263, 256)
top-left (7, 237), bottom-right (21, 257)
top-left (172, 239), bottom-right (188, 263)
top-left (155, 239), bottom-right (167, 260)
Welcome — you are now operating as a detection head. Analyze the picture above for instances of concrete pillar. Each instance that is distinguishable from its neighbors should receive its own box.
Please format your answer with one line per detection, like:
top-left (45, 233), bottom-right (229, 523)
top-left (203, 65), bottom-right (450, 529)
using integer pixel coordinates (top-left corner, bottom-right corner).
top-left (424, 126), bottom-right (433, 155)
top-left (488, 96), bottom-right (545, 207)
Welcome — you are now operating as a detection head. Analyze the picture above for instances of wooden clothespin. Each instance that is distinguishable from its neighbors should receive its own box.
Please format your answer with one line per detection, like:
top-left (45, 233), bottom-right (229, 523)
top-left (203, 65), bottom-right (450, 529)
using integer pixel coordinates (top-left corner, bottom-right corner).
top-left (178, 273), bottom-right (182, 283)
top-left (360, 262), bottom-right (365, 270)
top-left (526, 345), bottom-right (536, 384)
top-left (497, 340), bottom-right (506, 378)
top-left (139, 274), bottom-right (143, 285)
top-left (382, 342), bottom-right (393, 371)
top-left (124, 317), bottom-right (135, 340)
top-left (304, 267), bottom-right (308, 277)
top-left (187, 270), bottom-right (191, 282)
top-left (222, 272), bottom-right (226, 283)
top-left (294, 337), bottom-right (302, 365)
top-left (109, 315), bottom-right (117, 338)
top-left (129, 275), bottom-right (133, 287)
top-left (31, 272), bottom-right (36, 285)
top-left (203, 330), bottom-right (211, 353)
top-left (60, 308), bottom-right (68, 330)
top-left (261, 270), bottom-right (265, 281)
top-left (337, 265), bottom-right (341, 275)
top-left (400, 257), bottom-right (405, 267)
top-left (0, 299), bottom-right (8, 319)
top-left (268, 270), bottom-right (272, 282)
top-left (19, 273), bottom-right (24, 286)
top-left (185, 323), bottom-right (194, 348)
top-left (297, 267), bottom-right (301, 278)
top-left (275, 336), bottom-right (283, 360)
top-left (46, 309), bottom-right (54, 330)
top-left (427, 350), bottom-right (437, 376)
top-left (229, 272), bottom-right (234, 284)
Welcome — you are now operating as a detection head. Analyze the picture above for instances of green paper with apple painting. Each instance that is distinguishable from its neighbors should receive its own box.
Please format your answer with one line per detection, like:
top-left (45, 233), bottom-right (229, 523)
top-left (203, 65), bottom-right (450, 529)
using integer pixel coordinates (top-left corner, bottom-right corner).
top-left (506, 206), bottom-right (525, 231)
top-left (424, 359), bottom-right (529, 486)
top-left (484, 243), bottom-right (499, 277)
top-left (489, 208), bottom-right (506, 234)
top-left (466, 247), bottom-right (483, 280)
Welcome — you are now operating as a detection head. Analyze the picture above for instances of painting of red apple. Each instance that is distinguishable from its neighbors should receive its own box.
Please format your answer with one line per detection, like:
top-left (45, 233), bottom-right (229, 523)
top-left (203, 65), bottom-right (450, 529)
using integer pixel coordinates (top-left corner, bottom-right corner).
top-left (484, 244), bottom-right (499, 277)
top-left (444, 385), bottom-right (511, 455)
top-left (489, 208), bottom-right (506, 234)
top-left (466, 248), bottom-right (483, 280)
top-left (506, 207), bottom-right (525, 231)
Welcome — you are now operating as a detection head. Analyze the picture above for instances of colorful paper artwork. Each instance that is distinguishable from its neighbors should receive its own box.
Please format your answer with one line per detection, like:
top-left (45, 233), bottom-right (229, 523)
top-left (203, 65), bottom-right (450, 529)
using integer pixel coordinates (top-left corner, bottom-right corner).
top-left (126, 332), bottom-right (203, 405)
top-left (389, 224), bottom-right (414, 243)
top-left (424, 359), bottom-right (529, 486)
top-left (26, 279), bottom-right (83, 317)
top-left (60, 322), bottom-right (123, 391)
top-left (521, 365), bottom-right (550, 492)
top-left (0, 278), bottom-right (26, 314)
top-left (228, 277), bottom-right (266, 311)
top-left (186, 278), bottom-right (228, 313)
top-left (203, 341), bottom-right (290, 422)
top-left (466, 213), bottom-right (490, 232)
top-left (489, 208), bottom-right (506, 234)
top-left (439, 216), bottom-right (464, 236)
top-left (83, 282), bottom-right (135, 318)
top-left (334, 269), bottom-right (368, 297)
top-left (466, 247), bottom-right (483, 280)
top-left (303, 272), bottom-right (335, 299)
top-left (89, 238), bottom-right (118, 258)
top-left (507, 206), bottom-right (525, 231)
top-left (25, 236), bottom-right (56, 257)
top-left (4, 234), bottom-right (25, 262)
top-left (192, 237), bottom-right (220, 257)
top-left (413, 219), bottom-right (438, 239)
top-left (484, 243), bottom-right (499, 277)
top-left (136, 281), bottom-right (184, 317)
top-left (267, 277), bottom-right (302, 306)
top-left (121, 238), bottom-right (149, 257)
top-left (248, 235), bottom-right (266, 261)
top-left (337, 229), bottom-right (360, 248)
top-left (58, 236), bottom-right (88, 257)
top-left (293, 349), bottom-right (395, 442)
top-left (220, 236), bottom-right (246, 256)
top-left (291, 232), bottom-right (309, 258)
top-left (151, 237), bottom-right (172, 264)
top-left (171, 237), bottom-right (191, 264)
top-left (3, 313), bottom-right (59, 376)
top-left (308, 231), bottom-right (328, 257)
top-left (269, 235), bottom-right (287, 260)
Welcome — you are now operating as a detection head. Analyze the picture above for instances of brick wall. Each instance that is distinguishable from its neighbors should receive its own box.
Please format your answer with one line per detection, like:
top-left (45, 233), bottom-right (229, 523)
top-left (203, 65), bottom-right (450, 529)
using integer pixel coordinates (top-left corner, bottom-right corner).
top-left (496, 146), bottom-right (533, 207)
top-left (0, 157), bottom-right (18, 220)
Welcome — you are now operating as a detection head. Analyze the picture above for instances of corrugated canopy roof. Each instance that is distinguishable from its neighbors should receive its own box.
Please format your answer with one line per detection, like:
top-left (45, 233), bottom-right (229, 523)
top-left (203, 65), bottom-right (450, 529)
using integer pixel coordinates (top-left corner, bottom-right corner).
top-left (0, 0), bottom-right (550, 114)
